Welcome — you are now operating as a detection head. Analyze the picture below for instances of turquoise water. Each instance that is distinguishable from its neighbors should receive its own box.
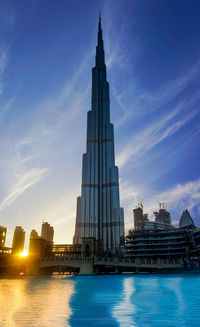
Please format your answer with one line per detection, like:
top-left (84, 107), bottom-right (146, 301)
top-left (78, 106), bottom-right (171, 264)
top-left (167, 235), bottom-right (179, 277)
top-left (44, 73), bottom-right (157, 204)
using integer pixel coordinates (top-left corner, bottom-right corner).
top-left (0, 274), bottom-right (200, 326)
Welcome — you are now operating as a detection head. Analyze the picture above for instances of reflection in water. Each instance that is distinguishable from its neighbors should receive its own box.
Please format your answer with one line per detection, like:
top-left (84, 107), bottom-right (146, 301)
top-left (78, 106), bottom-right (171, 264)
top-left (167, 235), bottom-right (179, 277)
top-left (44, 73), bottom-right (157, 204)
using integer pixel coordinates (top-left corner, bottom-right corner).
top-left (69, 275), bottom-right (124, 326)
top-left (112, 277), bottom-right (136, 327)
top-left (0, 279), bottom-right (29, 327)
top-left (0, 277), bottom-right (74, 327)
top-left (1, 275), bottom-right (200, 327)
top-left (167, 278), bottom-right (185, 326)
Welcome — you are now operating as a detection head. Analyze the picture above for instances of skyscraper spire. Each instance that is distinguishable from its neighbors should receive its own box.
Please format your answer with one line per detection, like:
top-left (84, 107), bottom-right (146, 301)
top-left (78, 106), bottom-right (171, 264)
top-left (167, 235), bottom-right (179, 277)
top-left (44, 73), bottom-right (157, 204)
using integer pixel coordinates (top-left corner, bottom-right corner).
top-left (96, 13), bottom-right (105, 69)
top-left (73, 16), bottom-right (124, 253)
top-left (99, 10), bottom-right (101, 25)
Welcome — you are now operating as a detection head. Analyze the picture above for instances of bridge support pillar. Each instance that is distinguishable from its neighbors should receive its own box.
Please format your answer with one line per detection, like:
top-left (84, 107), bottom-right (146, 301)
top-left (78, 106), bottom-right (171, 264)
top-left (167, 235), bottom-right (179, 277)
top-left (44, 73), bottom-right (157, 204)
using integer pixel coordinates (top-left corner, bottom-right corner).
top-left (115, 266), bottom-right (120, 274)
top-left (135, 267), bottom-right (140, 274)
top-left (25, 258), bottom-right (40, 275)
top-left (79, 262), bottom-right (95, 275)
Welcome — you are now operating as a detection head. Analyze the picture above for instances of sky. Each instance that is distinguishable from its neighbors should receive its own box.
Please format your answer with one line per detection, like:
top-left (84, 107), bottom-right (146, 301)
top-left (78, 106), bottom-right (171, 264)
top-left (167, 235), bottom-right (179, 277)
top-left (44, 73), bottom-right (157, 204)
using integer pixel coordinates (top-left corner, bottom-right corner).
top-left (0, 0), bottom-right (200, 247)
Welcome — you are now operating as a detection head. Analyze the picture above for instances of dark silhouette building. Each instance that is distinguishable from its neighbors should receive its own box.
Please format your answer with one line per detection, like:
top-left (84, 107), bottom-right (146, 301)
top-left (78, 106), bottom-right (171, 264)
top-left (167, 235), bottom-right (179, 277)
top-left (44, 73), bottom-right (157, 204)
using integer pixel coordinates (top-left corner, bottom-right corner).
top-left (0, 226), bottom-right (6, 248)
top-left (29, 230), bottom-right (46, 258)
top-left (12, 226), bottom-right (25, 254)
top-left (0, 226), bottom-right (12, 256)
top-left (29, 222), bottom-right (54, 258)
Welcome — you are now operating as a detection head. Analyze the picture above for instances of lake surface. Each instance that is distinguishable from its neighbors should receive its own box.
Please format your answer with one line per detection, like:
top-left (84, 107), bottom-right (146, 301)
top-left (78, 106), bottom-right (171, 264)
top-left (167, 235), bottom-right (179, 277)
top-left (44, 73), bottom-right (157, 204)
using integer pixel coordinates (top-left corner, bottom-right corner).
top-left (0, 274), bottom-right (200, 327)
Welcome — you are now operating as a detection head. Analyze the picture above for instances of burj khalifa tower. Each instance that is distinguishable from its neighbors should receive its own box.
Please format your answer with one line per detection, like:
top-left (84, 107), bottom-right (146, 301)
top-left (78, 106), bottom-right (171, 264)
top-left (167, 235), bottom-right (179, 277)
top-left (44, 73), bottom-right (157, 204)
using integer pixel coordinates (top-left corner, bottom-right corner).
top-left (73, 16), bottom-right (124, 252)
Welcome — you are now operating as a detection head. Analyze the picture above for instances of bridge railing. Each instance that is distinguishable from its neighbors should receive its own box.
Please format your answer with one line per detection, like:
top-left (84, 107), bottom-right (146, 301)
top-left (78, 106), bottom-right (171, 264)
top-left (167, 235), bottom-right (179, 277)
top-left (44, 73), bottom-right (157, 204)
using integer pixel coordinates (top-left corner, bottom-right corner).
top-left (41, 255), bottom-right (183, 266)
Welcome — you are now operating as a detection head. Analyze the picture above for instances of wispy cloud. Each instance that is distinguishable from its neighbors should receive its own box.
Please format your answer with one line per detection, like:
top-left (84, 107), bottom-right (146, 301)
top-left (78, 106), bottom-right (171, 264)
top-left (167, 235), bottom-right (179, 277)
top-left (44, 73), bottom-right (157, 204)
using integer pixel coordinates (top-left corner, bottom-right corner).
top-left (0, 168), bottom-right (47, 213)
top-left (0, 96), bottom-right (15, 123)
top-left (112, 60), bottom-right (200, 131)
top-left (0, 49), bottom-right (7, 74)
top-left (144, 179), bottom-right (200, 225)
top-left (0, 47), bottom-right (8, 94)
top-left (102, 2), bottom-right (200, 131)
top-left (154, 179), bottom-right (200, 213)
top-left (116, 100), bottom-right (199, 168)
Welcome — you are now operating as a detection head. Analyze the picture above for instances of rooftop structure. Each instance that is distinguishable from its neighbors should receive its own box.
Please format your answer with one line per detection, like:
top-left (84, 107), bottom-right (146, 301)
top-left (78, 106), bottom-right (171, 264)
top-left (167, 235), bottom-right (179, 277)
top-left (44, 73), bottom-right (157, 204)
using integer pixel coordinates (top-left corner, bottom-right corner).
top-left (133, 204), bottom-right (149, 231)
top-left (154, 207), bottom-right (171, 225)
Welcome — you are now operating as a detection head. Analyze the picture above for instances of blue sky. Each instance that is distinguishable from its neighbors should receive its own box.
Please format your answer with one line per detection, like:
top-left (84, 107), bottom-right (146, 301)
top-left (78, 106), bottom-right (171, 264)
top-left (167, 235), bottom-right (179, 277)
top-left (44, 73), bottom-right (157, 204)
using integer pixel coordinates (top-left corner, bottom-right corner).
top-left (0, 0), bottom-right (200, 247)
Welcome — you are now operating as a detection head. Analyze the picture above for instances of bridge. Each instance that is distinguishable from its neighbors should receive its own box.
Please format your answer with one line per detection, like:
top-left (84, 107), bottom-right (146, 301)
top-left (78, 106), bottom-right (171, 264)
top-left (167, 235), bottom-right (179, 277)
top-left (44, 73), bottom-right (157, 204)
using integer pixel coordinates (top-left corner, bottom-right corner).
top-left (0, 254), bottom-right (184, 275)
top-left (37, 256), bottom-right (184, 275)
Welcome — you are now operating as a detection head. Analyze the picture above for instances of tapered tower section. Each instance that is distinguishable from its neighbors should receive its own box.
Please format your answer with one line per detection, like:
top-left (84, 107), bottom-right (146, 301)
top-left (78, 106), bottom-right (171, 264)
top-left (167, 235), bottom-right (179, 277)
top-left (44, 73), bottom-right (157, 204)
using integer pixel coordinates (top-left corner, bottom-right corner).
top-left (73, 17), bottom-right (124, 252)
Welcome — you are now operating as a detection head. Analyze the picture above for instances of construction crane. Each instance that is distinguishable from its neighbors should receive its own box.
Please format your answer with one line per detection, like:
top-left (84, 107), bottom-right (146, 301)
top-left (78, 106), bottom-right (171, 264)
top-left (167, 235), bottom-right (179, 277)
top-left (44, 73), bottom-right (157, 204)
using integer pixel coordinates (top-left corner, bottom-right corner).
top-left (135, 200), bottom-right (143, 209)
top-left (157, 201), bottom-right (171, 209)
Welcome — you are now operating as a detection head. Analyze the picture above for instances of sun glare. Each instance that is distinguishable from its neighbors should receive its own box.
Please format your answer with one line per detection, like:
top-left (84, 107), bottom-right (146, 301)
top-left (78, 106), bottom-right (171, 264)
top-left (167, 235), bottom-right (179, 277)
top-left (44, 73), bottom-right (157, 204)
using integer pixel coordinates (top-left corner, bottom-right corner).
top-left (19, 250), bottom-right (28, 257)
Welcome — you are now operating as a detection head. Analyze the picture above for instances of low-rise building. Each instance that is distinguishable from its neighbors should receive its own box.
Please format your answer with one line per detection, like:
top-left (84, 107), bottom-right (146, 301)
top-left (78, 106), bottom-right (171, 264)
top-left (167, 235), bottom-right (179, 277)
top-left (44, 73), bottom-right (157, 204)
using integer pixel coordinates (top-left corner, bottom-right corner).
top-left (125, 208), bottom-right (199, 263)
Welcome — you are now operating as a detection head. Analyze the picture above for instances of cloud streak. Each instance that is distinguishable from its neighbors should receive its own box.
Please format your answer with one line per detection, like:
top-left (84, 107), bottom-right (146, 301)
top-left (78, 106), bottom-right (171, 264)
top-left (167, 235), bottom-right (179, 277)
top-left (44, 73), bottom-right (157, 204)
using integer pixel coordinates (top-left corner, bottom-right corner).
top-left (0, 168), bottom-right (47, 213)
top-left (0, 47), bottom-right (8, 94)
top-left (154, 179), bottom-right (200, 214)
top-left (116, 101), bottom-right (199, 168)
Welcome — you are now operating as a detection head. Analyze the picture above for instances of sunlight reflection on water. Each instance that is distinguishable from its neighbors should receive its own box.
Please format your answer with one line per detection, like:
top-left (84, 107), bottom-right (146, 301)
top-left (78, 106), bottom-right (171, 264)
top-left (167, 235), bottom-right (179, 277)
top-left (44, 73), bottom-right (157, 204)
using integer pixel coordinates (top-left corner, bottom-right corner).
top-left (0, 277), bottom-right (74, 327)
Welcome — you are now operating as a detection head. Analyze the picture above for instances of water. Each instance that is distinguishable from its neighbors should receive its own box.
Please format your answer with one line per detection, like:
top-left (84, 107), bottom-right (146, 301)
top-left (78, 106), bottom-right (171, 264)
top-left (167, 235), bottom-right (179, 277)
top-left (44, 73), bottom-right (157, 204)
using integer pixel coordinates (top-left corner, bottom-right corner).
top-left (0, 274), bottom-right (200, 327)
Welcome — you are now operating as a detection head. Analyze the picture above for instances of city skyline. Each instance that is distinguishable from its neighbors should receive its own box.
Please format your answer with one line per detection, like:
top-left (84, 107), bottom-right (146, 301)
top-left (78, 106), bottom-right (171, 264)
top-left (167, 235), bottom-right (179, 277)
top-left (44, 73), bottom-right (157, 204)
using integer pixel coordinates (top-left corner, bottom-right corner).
top-left (0, 1), bottom-right (200, 248)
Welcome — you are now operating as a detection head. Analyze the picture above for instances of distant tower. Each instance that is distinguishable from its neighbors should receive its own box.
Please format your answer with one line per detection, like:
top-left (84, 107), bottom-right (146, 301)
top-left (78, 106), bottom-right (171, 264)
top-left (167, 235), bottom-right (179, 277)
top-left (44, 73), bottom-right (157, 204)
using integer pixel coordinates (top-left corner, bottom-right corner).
top-left (133, 204), bottom-right (149, 231)
top-left (12, 226), bottom-right (25, 254)
top-left (73, 16), bottom-right (124, 252)
top-left (154, 204), bottom-right (171, 225)
top-left (41, 221), bottom-right (54, 242)
top-left (179, 209), bottom-right (195, 228)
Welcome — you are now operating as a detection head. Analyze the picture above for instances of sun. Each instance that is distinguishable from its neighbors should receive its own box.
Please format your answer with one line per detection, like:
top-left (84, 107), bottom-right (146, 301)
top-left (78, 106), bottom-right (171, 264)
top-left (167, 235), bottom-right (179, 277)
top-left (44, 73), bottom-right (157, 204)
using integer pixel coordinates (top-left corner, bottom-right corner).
top-left (19, 250), bottom-right (28, 257)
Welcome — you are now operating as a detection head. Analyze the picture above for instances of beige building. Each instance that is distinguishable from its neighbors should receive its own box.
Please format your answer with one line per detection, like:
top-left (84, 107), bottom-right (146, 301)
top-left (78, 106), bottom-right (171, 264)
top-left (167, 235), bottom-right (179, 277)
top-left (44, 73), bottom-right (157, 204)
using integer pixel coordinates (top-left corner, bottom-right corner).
top-left (41, 222), bottom-right (54, 242)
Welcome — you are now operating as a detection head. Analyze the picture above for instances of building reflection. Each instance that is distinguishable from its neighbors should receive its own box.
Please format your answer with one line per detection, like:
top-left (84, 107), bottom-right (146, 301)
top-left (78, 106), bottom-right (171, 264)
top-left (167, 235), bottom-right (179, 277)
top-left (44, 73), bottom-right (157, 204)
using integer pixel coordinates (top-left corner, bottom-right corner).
top-left (166, 277), bottom-right (185, 323)
top-left (111, 275), bottom-right (187, 326)
top-left (69, 276), bottom-right (124, 327)
top-left (112, 277), bottom-right (137, 327)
